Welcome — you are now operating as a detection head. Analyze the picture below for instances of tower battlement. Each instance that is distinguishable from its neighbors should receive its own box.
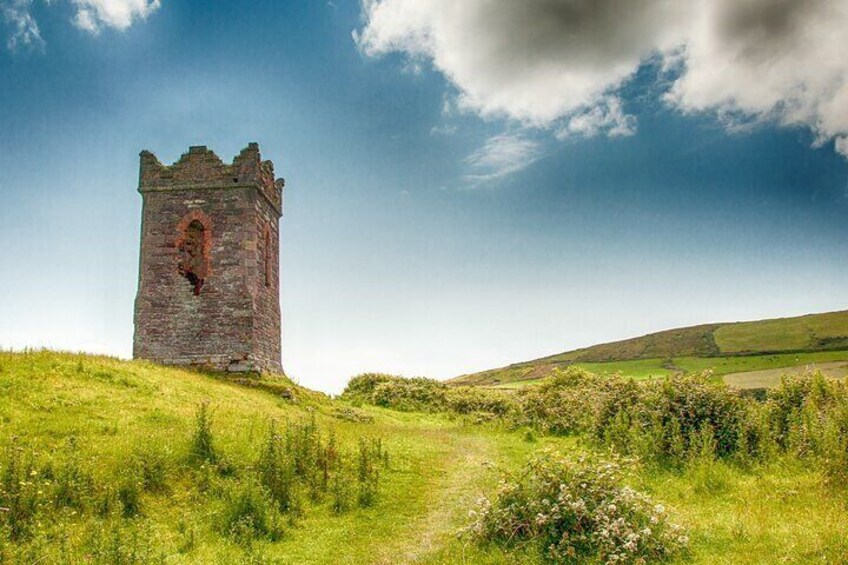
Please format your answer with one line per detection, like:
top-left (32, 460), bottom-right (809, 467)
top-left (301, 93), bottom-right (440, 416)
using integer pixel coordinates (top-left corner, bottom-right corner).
top-left (133, 143), bottom-right (284, 374)
top-left (139, 143), bottom-right (284, 214)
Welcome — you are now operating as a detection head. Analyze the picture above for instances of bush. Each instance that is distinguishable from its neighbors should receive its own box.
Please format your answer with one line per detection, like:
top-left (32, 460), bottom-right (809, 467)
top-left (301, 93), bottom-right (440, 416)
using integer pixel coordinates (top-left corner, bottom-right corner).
top-left (341, 373), bottom-right (396, 398)
top-left (514, 368), bottom-right (614, 435)
top-left (766, 372), bottom-right (848, 485)
top-left (342, 374), bottom-right (448, 412)
top-left (618, 374), bottom-right (747, 465)
top-left (466, 451), bottom-right (688, 564)
top-left (444, 386), bottom-right (514, 417)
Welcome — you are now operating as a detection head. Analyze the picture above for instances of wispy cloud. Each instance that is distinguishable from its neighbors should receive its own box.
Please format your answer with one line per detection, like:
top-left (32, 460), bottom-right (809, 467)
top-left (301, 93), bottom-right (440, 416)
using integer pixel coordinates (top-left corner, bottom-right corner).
top-left (835, 136), bottom-right (848, 159)
top-left (462, 133), bottom-right (543, 186)
top-left (557, 96), bottom-right (637, 140)
top-left (2, 0), bottom-right (160, 48)
top-left (2, 0), bottom-right (43, 51)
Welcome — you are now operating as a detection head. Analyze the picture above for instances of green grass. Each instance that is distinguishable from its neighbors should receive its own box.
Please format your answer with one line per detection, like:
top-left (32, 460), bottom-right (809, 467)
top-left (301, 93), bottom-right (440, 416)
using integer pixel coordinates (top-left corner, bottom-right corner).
top-left (2, 351), bottom-right (847, 563)
top-left (715, 310), bottom-right (848, 353)
top-left (453, 309), bottom-right (848, 387)
top-left (675, 350), bottom-right (848, 376)
top-left (486, 350), bottom-right (848, 389)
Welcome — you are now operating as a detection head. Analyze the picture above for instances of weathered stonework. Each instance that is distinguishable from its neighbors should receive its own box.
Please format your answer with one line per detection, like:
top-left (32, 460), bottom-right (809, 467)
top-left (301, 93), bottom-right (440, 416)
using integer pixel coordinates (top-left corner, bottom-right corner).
top-left (133, 143), bottom-right (284, 374)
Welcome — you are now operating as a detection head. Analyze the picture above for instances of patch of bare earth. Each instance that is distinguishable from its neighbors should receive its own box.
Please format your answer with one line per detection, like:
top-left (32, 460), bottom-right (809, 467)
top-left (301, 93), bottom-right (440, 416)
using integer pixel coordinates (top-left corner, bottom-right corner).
top-left (724, 361), bottom-right (848, 389)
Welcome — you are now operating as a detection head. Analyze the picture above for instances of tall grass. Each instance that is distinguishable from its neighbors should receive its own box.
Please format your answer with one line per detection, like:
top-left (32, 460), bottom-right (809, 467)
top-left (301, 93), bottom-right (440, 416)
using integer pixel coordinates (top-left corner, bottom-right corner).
top-left (0, 402), bottom-right (389, 562)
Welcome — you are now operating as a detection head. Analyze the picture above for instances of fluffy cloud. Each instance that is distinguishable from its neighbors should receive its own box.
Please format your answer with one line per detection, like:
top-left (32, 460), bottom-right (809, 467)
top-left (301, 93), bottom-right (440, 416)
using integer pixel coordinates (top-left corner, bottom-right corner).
top-left (462, 133), bottom-right (543, 185)
top-left (1, 0), bottom-right (159, 47)
top-left (356, 0), bottom-right (848, 158)
top-left (355, 0), bottom-right (686, 127)
top-left (72, 0), bottom-right (160, 33)
top-left (667, 0), bottom-right (848, 151)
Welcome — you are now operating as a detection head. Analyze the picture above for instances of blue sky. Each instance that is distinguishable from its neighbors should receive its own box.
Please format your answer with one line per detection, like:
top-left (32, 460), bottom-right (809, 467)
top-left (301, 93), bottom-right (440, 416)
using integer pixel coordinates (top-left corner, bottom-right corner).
top-left (1, 0), bottom-right (847, 393)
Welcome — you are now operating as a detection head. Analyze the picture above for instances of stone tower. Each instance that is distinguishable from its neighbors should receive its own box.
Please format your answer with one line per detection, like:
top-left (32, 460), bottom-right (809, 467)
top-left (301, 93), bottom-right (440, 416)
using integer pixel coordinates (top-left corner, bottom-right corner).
top-left (133, 143), bottom-right (284, 374)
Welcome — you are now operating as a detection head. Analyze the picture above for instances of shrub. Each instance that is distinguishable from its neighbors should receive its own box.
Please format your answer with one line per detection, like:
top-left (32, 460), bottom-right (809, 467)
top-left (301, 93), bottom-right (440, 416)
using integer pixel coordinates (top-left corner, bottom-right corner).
top-left (466, 451), bottom-right (688, 564)
top-left (445, 386), bottom-right (514, 417)
top-left (341, 373), bottom-right (396, 398)
top-left (513, 368), bottom-right (613, 435)
top-left (589, 374), bottom-right (748, 466)
top-left (342, 374), bottom-right (448, 412)
top-left (766, 372), bottom-right (848, 485)
top-left (371, 378), bottom-right (448, 412)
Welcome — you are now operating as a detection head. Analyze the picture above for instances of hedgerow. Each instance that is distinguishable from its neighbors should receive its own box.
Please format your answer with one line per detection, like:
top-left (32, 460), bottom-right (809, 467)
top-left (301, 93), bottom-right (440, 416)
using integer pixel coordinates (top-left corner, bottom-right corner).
top-left (343, 367), bottom-right (848, 480)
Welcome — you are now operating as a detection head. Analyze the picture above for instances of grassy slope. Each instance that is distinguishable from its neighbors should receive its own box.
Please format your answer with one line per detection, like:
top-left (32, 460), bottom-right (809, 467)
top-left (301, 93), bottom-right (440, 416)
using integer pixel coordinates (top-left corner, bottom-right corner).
top-left (452, 310), bottom-right (848, 387)
top-left (2, 351), bottom-right (847, 563)
top-left (0, 351), bottom-right (543, 563)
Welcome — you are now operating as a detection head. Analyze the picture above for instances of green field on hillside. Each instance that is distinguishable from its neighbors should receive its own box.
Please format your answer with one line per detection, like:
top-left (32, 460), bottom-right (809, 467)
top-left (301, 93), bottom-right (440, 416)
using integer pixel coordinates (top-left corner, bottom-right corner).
top-left (486, 350), bottom-right (848, 389)
top-left (1, 351), bottom-right (847, 563)
top-left (453, 310), bottom-right (848, 388)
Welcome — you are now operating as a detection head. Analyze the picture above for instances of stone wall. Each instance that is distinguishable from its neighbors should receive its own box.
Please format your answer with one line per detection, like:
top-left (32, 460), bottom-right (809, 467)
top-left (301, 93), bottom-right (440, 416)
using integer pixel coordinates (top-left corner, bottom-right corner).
top-left (133, 144), bottom-right (284, 374)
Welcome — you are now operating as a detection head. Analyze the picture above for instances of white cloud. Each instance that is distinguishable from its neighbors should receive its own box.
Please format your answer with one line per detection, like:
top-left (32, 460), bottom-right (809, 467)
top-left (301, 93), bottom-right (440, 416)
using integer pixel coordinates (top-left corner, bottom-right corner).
top-left (836, 137), bottom-right (848, 159)
top-left (665, 0), bottom-right (848, 154)
top-left (558, 96), bottom-right (636, 139)
top-left (355, 0), bottom-right (686, 127)
top-left (2, 0), bottom-right (43, 50)
top-left (462, 133), bottom-right (543, 185)
top-left (1, 0), bottom-right (159, 47)
top-left (72, 0), bottom-right (160, 33)
top-left (356, 0), bottom-right (848, 159)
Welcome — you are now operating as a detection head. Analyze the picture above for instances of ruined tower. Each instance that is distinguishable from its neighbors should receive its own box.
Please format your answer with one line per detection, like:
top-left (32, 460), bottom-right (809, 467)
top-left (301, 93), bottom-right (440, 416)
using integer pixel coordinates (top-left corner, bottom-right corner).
top-left (133, 143), bottom-right (284, 373)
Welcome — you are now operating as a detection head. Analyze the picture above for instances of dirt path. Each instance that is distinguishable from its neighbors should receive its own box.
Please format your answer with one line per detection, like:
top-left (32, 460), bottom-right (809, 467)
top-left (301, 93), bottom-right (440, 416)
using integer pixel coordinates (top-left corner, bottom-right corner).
top-left (724, 361), bottom-right (848, 389)
top-left (373, 429), bottom-right (498, 564)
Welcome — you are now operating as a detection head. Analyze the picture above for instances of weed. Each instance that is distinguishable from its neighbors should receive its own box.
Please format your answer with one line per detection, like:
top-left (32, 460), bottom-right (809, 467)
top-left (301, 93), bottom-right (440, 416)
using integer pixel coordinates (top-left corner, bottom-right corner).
top-left (190, 401), bottom-right (217, 464)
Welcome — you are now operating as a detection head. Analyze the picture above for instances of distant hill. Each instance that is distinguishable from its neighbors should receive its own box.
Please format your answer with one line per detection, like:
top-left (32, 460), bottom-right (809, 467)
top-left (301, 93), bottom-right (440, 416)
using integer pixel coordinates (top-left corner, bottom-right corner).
top-left (451, 310), bottom-right (848, 387)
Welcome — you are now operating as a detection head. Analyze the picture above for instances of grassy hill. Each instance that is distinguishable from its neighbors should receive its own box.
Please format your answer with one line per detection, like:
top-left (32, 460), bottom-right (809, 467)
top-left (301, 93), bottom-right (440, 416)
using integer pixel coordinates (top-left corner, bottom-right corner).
top-left (451, 310), bottom-right (848, 387)
top-left (0, 350), bottom-right (553, 564)
top-left (2, 350), bottom-right (848, 563)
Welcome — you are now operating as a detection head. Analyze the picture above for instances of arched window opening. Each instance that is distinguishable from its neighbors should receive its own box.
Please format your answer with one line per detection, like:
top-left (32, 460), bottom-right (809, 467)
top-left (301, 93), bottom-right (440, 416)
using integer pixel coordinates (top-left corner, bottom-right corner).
top-left (178, 219), bottom-right (208, 295)
top-left (264, 226), bottom-right (272, 288)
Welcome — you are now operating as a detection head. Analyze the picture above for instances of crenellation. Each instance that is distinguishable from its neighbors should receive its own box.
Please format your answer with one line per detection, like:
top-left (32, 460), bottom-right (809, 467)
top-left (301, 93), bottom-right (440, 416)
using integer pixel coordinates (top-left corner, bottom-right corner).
top-left (138, 143), bottom-right (282, 213)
